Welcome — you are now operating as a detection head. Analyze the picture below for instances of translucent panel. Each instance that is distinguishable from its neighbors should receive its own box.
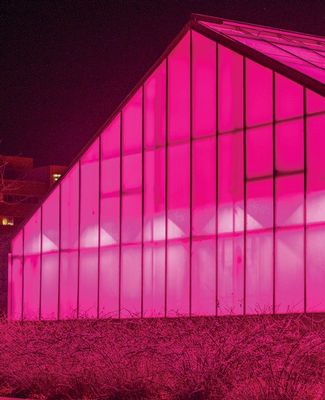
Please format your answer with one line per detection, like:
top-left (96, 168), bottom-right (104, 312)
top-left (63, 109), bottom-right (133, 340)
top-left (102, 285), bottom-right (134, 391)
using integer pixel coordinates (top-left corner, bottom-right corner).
top-left (11, 232), bottom-right (23, 320)
top-left (246, 231), bottom-right (273, 314)
top-left (307, 114), bottom-right (325, 223)
top-left (121, 244), bottom-right (142, 317)
top-left (246, 125), bottom-right (273, 178)
top-left (246, 59), bottom-right (273, 127)
top-left (306, 226), bottom-right (325, 312)
top-left (218, 45), bottom-right (243, 133)
top-left (276, 175), bottom-right (304, 227)
top-left (307, 90), bottom-right (325, 114)
top-left (144, 148), bottom-right (166, 242)
top-left (192, 137), bottom-right (216, 236)
top-left (275, 74), bottom-right (303, 121)
top-left (276, 119), bottom-right (304, 172)
top-left (59, 165), bottom-right (79, 319)
top-left (166, 241), bottom-right (190, 316)
top-left (122, 194), bottom-right (142, 244)
top-left (79, 140), bottom-right (99, 317)
top-left (123, 89), bottom-right (142, 152)
top-left (101, 115), bottom-right (120, 158)
top-left (246, 179), bottom-right (273, 231)
top-left (192, 31), bottom-right (216, 137)
top-left (23, 210), bottom-right (41, 320)
top-left (168, 32), bottom-right (190, 142)
top-left (99, 246), bottom-right (119, 317)
top-left (60, 165), bottom-right (79, 251)
top-left (59, 251), bottom-right (78, 319)
top-left (122, 88), bottom-right (142, 248)
top-left (7, 254), bottom-right (12, 320)
top-left (123, 153), bottom-right (142, 191)
top-left (275, 229), bottom-right (304, 313)
top-left (41, 187), bottom-right (60, 320)
top-left (218, 235), bottom-right (244, 315)
top-left (144, 61), bottom-right (166, 148)
top-left (41, 253), bottom-right (59, 319)
top-left (101, 116), bottom-right (120, 247)
top-left (218, 133), bottom-right (244, 233)
top-left (191, 239), bottom-right (216, 316)
top-left (168, 143), bottom-right (190, 239)
top-left (143, 243), bottom-right (165, 317)
top-left (79, 248), bottom-right (98, 318)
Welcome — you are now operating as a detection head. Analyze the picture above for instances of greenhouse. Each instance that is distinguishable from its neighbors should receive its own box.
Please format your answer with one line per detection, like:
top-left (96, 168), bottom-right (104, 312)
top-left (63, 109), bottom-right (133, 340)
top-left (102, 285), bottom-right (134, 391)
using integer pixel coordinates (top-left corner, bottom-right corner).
top-left (8, 15), bottom-right (325, 320)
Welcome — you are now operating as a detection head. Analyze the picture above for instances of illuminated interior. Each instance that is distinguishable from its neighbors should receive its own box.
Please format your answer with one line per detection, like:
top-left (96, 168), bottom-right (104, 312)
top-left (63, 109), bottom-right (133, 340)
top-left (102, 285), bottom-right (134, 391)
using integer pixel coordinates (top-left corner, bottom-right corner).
top-left (8, 16), bottom-right (325, 320)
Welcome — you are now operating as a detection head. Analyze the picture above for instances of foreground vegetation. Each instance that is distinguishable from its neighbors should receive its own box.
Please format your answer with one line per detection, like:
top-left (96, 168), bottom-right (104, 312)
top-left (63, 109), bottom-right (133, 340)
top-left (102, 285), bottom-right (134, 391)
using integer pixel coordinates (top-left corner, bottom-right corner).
top-left (0, 313), bottom-right (324, 399)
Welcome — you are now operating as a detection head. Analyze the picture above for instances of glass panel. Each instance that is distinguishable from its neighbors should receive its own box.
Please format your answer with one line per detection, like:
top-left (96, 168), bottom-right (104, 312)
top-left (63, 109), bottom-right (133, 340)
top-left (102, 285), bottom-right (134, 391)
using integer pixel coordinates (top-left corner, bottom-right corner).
top-left (191, 239), bottom-right (216, 316)
top-left (247, 179), bottom-right (273, 231)
top-left (121, 245), bottom-right (142, 317)
top-left (192, 31), bottom-right (216, 137)
top-left (143, 243), bottom-right (165, 317)
top-left (144, 61), bottom-right (166, 148)
top-left (306, 89), bottom-right (325, 114)
top-left (11, 232), bottom-right (23, 320)
top-left (276, 175), bottom-right (304, 227)
top-left (99, 246), bottom-right (119, 318)
top-left (246, 231), bottom-right (273, 314)
top-left (23, 210), bottom-right (41, 320)
top-left (246, 125), bottom-right (273, 179)
top-left (121, 88), bottom-right (143, 318)
top-left (192, 137), bottom-right (216, 236)
top-left (218, 133), bottom-right (244, 233)
top-left (275, 228), bottom-right (304, 313)
top-left (41, 187), bottom-right (60, 320)
top-left (218, 45), bottom-right (243, 133)
top-left (276, 119), bottom-right (304, 172)
top-left (246, 59), bottom-right (273, 127)
top-left (306, 226), bottom-right (325, 312)
top-left (7, 254), bottom-right (12, 320)
top-left (59, 165), bottom-right (79, 319)
top-left (100, 115), bottom-right (121, 317)
top-left (307, 114), bottom-right (325, 223)
top-left (218, 235), bottom-right (244, 315)
top-left (168, 32), bottom-right (190, 142)
top-left (166, 241), bottom-right (190, 316)
top-left (168, 143), bottom-right (190, 239)
top-left (79, 140), bottom-right (99, 317)
top-left (275, 74), bottom-right (303, 121)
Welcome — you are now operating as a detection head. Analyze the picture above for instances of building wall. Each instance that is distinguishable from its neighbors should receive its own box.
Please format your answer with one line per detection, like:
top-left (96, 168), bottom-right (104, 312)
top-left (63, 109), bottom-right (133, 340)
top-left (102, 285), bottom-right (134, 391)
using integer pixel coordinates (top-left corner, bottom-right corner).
top-left (8, 29), bottom-right (325, 320)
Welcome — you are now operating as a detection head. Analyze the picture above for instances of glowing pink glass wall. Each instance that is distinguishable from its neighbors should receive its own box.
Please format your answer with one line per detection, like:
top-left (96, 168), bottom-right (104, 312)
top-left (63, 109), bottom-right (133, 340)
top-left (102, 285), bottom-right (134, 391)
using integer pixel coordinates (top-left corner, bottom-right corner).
top-left (7, 29), bottom-right (325, 320)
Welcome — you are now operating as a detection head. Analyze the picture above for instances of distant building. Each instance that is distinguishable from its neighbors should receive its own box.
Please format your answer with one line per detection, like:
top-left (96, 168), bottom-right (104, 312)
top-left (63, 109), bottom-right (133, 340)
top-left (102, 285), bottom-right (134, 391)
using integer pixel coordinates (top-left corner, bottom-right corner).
top-left (0, 155), bottom-right (66, 313)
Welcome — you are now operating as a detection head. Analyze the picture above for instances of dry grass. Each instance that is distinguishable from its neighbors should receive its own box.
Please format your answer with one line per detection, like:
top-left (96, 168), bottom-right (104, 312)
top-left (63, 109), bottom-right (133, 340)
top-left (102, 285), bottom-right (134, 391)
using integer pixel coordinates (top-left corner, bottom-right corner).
top-left (0, 313), bottom-right (324, 399)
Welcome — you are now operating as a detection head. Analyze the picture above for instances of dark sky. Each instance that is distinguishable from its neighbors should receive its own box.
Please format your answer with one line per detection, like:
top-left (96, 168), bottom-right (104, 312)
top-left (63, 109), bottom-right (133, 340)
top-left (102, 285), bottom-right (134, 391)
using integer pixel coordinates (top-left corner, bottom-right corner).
top-left (2, 0), bottom-right (325, 166)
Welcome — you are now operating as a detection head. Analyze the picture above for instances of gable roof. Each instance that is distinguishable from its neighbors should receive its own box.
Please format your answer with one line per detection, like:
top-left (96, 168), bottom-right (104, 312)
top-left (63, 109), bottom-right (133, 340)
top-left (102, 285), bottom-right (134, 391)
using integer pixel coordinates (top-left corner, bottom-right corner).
top-left (191, 14), bottom-right (325, 96)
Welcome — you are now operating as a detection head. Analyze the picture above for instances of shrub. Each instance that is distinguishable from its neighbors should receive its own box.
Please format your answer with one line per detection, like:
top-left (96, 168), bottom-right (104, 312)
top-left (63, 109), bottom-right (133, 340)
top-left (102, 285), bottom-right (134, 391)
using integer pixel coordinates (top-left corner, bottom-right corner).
top-left (0, 314), bottom-right (323, 399)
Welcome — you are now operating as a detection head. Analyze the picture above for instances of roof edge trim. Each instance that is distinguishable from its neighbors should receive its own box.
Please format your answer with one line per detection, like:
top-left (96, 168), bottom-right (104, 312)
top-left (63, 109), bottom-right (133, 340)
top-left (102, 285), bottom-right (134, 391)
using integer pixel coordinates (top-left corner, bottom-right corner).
top-left (191, 20), bottom-right (325, 97)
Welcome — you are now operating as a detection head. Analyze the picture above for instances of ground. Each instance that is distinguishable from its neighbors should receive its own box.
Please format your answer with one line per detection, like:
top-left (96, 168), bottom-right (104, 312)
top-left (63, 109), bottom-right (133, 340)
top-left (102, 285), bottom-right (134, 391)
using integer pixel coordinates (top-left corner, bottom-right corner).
top-left (0, 314), bottom-right (324, 399)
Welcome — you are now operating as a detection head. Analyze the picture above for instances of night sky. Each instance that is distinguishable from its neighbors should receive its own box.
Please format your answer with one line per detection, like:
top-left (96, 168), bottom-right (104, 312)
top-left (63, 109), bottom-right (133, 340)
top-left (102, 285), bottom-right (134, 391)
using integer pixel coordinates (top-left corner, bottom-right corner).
top-left (2, 0), bottom-right (325, 166)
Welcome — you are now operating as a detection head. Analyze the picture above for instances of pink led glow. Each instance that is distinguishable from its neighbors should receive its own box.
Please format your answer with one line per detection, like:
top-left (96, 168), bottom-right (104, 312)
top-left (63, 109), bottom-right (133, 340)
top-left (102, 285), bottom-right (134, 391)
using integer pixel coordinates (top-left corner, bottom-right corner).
top-left (8, 22), bottom-right (325, 321)
top-left (192, 31), bottom-right (216, 137)
top-left (10, 232), bottom-right (23, 320)
top-left (218, 45), bottom-right (243, 133)
top-left (60, 165), bottom-right (79, 319)
top-left (23, 210), bottom-right (41, 320)
top-left (79, 139), bottom-right (100, 317)
top-left (41, 187), bottom-right (60, 320)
